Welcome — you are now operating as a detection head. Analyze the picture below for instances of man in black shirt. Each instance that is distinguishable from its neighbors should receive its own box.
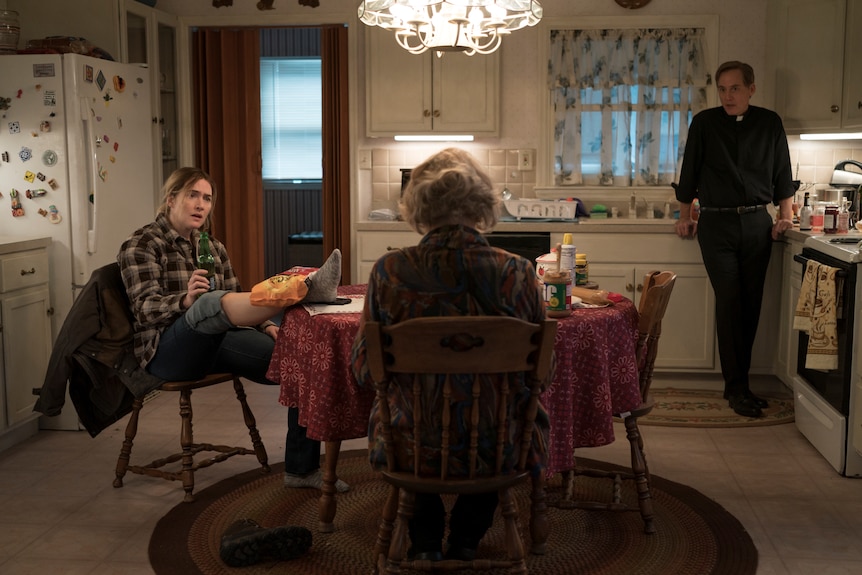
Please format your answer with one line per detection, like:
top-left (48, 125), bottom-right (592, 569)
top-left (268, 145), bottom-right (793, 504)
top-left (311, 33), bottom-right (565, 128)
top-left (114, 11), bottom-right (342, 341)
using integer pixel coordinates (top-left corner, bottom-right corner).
top-left (675, 61), bottom-right (795, 418)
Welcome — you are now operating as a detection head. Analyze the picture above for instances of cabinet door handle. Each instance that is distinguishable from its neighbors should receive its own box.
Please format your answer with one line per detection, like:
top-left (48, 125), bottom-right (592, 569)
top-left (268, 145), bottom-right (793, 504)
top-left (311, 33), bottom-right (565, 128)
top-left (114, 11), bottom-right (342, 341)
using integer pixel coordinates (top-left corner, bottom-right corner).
top-left (433, 109), bottom-right (441, 118)
top-left (636, 283), bottom-right (644, 293)
top-left (625, 282), bottom-right (634, 293)
top-left (20, 267), bottom-right (36, 276)
top-left (831, 105), bottom-right (840, 113)
top-left (423, 109), bottom-right (431, 118)
top-left (47, 307), bottom-right (55, 316)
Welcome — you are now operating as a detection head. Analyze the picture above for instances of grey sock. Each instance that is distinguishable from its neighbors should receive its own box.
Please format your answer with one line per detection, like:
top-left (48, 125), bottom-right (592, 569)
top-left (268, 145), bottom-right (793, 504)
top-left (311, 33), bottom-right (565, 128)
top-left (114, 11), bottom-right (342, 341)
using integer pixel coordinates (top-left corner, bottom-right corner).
top-left (303, 249), bottom-right (341, 303)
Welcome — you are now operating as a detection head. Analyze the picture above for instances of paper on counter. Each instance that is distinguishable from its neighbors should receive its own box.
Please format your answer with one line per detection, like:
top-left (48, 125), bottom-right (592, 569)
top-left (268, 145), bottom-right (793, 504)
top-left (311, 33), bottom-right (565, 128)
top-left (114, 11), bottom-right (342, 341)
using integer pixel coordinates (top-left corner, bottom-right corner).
top-left (303, 295), bottom-right (365, 316)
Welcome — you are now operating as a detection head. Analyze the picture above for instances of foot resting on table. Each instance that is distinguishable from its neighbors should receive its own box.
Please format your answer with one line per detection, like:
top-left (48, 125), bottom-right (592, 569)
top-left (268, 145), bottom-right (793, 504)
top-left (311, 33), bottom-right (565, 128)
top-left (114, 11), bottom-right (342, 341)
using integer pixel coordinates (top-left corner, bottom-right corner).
top-left (303, 248), bottom-right (342, 303)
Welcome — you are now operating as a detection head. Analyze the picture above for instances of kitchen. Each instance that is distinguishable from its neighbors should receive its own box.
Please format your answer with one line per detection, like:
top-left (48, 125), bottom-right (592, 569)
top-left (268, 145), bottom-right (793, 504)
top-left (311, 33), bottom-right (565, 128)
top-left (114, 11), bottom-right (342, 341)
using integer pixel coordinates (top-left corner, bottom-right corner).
top-left (2, 0), bottom-right (862, 572)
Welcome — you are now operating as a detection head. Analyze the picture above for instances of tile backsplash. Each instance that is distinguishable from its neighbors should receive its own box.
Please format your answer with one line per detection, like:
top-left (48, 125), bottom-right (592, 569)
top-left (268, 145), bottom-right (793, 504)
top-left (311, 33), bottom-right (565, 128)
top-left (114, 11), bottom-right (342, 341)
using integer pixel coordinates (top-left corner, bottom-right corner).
top-left (360, 138), bottom-right (862, 213)
top-left (364, 147), bottom-right (536, 210)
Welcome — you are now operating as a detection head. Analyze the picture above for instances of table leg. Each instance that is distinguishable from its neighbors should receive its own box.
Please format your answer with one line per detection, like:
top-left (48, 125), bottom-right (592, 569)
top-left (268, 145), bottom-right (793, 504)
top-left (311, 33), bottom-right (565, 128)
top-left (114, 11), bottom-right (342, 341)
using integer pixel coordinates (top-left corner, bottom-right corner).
top-left (319, 440), bottom-right (342, 533)
top-left (529, 473), bottom-right (548, 554)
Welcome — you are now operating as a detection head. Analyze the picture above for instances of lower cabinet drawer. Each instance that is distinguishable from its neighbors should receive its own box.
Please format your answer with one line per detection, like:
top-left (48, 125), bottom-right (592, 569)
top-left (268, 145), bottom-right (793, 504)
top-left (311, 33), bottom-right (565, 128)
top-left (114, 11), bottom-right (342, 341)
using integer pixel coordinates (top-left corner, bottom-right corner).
top-left (0, 250), bottom-right (49, 293)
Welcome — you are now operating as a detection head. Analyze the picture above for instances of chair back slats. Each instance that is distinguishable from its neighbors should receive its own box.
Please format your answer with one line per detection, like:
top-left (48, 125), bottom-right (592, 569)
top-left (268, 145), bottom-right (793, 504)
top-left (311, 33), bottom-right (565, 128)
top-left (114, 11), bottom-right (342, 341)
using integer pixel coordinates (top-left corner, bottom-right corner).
top-left (366, 316), bottom-right (556, 485)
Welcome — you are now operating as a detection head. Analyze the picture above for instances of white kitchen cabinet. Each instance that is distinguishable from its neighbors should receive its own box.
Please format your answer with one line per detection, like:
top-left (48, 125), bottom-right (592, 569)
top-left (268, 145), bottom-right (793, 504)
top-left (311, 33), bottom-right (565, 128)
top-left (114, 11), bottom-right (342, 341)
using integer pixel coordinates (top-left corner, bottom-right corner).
top-left (355, 230), bottom-right (423, 284)
top-left (120, 0), bottom-right (179, 196)
top-left (0, 239), bottom-right (53, 451)
top-left (551, 232), bottom-right (715, 371)
top-left (365, 27), bottom-right (499, 137)
top-left (772, 0), bottom-right (862, 131)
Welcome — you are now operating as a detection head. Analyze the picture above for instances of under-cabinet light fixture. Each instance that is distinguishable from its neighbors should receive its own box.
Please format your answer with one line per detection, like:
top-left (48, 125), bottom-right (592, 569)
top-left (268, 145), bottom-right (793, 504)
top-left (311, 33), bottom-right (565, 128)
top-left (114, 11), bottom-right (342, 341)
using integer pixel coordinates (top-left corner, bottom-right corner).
top-left (358, 0), bottom-right (543, 56)
top-left (394, 134), bottom-right (474, 142)
top-left (799, 133), bottom-right (862, 140)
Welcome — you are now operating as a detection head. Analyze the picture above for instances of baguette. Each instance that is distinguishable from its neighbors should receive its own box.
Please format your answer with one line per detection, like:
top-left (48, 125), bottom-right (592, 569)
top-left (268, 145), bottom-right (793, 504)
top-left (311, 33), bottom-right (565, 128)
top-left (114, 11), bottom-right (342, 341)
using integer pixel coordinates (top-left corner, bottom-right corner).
top-left (570, 286), bottom-right (611, 305)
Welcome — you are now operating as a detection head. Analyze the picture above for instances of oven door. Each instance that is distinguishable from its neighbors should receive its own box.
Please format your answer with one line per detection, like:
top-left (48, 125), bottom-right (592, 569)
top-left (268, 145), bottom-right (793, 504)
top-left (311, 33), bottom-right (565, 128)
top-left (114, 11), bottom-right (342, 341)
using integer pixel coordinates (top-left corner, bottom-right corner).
top-left (794, 248), bottom-right (856, 416)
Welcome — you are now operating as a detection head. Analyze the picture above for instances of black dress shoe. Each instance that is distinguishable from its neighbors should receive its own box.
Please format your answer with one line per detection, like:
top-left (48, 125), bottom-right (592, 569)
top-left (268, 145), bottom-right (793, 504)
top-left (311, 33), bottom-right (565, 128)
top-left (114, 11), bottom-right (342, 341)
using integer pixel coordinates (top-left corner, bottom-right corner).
top-left (745, 392), bottom-right (769, 409)
top-left (728, 395), bottom-right (763, 418)
top-left (219, 519), bottom-right (312, 567)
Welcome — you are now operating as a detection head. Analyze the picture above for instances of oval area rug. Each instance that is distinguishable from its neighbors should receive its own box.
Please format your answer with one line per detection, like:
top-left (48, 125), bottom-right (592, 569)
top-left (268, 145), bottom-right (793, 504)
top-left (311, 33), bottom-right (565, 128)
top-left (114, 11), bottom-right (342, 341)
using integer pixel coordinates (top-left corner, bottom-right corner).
top-left (150, 451), bottom-right (756, 575)
top-left (636, 387), bottom-right (795, 428)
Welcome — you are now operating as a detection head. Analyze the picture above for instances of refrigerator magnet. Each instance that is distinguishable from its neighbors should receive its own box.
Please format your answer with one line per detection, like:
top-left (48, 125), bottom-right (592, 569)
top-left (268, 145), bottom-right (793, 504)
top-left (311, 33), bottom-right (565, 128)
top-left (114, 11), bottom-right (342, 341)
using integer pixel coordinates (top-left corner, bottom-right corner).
top-left (2, 151), bottom-right (9, 162)
top-left (24, 170), bottom-right (35, 182)
top-left (96, 71), bottom-right (106, 91)
top-left (10, 189), bottom-right (24, 216)
top-left (9, 121), bottom-right (20, 134)
top-left (113, 76), bottom-right (126, 92)
top-left (48, 205), bottom-right (61, 224)
top-left (0, 96), bottom-right (10, 110)
top-left (40, 121), bottom-right (50, 132)
top-left (47, 178), bottom-right (58, 190)
top-left (26, 189), bottom-right (47, 199)
top-left (42, 150), bottom-right (57, 166)
top-left (36, 172), bottom-right (46, 181)
top-left (38, 208), bottom-right (48, 217)
top-left (20, 147), bottom-right (31, 162)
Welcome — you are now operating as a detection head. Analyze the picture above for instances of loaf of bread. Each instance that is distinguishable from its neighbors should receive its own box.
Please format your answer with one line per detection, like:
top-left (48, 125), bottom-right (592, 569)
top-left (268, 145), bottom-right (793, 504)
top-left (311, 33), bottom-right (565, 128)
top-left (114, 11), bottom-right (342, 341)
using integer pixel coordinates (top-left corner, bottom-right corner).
top-left (570, 286), bottom-right (611, 305)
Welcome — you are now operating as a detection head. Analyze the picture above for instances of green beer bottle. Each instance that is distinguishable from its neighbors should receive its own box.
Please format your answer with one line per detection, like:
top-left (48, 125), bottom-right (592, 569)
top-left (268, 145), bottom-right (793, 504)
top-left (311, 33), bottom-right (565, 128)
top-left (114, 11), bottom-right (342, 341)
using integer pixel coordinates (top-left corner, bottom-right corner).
top-left (197, 231), bottom-right (216, 291)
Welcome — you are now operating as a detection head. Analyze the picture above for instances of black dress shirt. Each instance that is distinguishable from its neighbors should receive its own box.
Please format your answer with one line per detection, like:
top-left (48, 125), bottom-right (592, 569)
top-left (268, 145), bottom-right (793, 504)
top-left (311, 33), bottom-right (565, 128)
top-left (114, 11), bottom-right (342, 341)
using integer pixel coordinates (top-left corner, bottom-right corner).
top-left (676, 105), bottom-right (795, 208)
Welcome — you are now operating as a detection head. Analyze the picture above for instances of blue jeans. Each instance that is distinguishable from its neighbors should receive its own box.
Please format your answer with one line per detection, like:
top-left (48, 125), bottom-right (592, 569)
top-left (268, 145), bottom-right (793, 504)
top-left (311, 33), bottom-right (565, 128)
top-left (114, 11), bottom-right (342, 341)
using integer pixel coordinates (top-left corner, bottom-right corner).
top-left (146, 291), bottom-right (321, 474)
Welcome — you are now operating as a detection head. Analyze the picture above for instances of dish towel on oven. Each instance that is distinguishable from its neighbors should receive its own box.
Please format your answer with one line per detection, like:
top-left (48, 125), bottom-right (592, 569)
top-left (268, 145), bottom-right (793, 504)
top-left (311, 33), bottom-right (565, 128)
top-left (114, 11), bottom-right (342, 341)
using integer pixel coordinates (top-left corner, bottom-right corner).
top-left (794, 261), bottom-right (840, 371)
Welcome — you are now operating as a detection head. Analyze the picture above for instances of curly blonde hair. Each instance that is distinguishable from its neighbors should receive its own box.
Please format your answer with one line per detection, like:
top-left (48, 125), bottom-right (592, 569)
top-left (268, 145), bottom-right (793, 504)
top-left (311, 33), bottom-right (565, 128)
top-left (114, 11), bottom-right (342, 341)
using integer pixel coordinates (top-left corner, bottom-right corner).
top-left (400, 148), bottom-right (499, 234)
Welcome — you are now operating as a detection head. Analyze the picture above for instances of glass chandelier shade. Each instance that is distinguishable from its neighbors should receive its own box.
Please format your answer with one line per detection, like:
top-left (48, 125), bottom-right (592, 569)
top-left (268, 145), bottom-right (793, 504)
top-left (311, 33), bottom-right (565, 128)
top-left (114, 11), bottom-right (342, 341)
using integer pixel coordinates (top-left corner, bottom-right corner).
top-left (358, 0), bottom-right (543, 56)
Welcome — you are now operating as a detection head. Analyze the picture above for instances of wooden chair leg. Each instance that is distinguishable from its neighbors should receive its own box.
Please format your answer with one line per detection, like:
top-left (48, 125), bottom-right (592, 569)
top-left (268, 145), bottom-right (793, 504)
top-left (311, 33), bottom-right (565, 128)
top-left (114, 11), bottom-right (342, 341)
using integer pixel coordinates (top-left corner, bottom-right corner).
top-left (319, 440), bottom-right (342, 533)
top-left (499, 487), bottom-right (528, 575)
top-left (529, 473), bottom-right (548, 555)
top-left (231, 378), bottom-right (270, 471)
top-left (178, 389), bottom-right (196, 503)
top-left (113, 397), bottom-right (144, 488)
top-left (373, 485), bottom-right (399, 574)
top-left (624, 415), bottom-right (655, 534)
top-left (385, 489), bottom-right (414, 575)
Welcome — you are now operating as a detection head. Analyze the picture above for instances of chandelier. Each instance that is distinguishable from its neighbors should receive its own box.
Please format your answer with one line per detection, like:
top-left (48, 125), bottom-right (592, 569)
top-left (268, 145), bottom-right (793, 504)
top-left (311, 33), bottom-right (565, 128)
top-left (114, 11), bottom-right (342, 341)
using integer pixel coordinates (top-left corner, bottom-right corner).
top-left (358, 0), bottom-right (543, 56)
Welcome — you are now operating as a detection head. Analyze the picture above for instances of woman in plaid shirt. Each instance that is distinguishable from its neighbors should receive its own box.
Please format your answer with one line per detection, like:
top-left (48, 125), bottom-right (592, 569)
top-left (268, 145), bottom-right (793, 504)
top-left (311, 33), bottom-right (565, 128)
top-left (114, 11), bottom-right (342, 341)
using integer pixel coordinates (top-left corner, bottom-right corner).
top-left (118, 166), bottom-right (347, 491)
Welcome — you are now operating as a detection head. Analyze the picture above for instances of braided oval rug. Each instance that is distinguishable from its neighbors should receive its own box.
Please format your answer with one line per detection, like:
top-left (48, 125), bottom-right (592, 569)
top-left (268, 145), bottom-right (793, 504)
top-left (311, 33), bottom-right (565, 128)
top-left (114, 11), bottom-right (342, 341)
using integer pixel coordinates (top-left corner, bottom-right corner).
top-left (150, 451), bottom-right (757, 575)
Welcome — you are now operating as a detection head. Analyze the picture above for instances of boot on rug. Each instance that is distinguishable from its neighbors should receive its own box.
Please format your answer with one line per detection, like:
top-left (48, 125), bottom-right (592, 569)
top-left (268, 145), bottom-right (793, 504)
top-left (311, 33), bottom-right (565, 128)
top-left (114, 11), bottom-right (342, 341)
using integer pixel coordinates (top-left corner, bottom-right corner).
top-left (219, 519), bottom-right (312, 567)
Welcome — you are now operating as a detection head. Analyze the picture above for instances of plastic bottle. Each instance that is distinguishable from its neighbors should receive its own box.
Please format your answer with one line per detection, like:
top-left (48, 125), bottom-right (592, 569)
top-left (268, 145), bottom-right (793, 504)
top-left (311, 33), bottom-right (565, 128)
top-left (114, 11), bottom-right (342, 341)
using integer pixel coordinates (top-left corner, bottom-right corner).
top-left (799, 192), bottom-right (812, 231)
top-left (837, 200), bottom-right (851, 234)
top-left (559, 233), bottom-right (575, 278)
top-left (197, 231), bottom-right (216, 291)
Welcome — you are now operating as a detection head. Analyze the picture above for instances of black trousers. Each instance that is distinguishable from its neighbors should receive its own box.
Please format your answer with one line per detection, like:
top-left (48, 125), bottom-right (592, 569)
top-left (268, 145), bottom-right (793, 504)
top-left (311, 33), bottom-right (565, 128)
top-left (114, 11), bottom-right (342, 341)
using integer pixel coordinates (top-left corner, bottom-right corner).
top-left (696, 209), bottom-right (774, 396)
top-left (408, 491), bottom-right (499, 552)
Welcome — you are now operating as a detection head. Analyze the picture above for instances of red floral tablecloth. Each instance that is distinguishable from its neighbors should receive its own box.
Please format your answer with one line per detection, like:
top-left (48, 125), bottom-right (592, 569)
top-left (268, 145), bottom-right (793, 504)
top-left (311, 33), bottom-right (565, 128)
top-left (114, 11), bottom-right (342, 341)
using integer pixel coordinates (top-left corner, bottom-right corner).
top-left (268, 285), bottom-right (642, 476)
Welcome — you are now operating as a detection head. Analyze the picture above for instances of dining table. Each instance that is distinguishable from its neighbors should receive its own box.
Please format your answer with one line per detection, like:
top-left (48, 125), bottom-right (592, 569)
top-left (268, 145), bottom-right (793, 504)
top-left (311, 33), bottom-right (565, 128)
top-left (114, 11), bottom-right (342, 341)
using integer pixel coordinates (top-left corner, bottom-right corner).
top-left (267, 283), bottom-right (642, 552)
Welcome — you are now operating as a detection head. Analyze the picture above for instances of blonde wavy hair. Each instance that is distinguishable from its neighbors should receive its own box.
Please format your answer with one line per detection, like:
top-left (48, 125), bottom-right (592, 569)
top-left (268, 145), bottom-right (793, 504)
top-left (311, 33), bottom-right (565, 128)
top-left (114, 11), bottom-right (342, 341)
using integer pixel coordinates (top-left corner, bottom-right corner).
top-left (400, 147), bottom-right (499, 234)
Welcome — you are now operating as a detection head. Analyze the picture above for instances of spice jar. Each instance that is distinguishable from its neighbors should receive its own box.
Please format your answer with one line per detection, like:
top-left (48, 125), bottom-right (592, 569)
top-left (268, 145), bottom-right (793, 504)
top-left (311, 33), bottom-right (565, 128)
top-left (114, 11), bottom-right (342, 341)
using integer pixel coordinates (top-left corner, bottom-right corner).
top-left (575, 253), bottom-right (589, 286)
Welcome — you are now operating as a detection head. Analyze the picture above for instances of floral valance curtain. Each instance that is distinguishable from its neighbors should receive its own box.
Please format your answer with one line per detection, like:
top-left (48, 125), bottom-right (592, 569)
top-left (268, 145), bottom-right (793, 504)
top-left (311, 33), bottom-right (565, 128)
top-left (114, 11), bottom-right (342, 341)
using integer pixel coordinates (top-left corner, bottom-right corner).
top-left (548, 28), bottom-right (710, 186)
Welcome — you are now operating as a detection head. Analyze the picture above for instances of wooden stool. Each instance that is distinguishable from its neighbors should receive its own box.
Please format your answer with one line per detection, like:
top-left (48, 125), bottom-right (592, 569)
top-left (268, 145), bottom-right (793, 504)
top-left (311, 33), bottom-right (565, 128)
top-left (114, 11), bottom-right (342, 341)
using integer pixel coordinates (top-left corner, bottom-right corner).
top-left (113, 373), bottom-right (270, 502)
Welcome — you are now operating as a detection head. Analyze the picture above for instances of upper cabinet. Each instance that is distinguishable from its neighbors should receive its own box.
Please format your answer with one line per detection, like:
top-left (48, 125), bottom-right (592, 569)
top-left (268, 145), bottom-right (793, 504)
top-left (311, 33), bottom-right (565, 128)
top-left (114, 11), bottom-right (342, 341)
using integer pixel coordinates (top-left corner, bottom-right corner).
top-left (773, 0), bottom-right (862, 132)
top-left (365, 27), bottom-right (499, 137)
top-left (120, 0), bottom-right (179, 191)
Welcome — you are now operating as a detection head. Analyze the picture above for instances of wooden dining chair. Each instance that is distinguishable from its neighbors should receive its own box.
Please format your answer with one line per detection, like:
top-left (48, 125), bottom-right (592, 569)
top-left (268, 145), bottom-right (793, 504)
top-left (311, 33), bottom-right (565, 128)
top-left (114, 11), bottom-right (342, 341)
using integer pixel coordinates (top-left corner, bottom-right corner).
top-left (101, 264), bottom-right (270, 503)
top-left (365, 316), bottom-right (556, 575)
top-left (557, 270), bottom-right (677, 534)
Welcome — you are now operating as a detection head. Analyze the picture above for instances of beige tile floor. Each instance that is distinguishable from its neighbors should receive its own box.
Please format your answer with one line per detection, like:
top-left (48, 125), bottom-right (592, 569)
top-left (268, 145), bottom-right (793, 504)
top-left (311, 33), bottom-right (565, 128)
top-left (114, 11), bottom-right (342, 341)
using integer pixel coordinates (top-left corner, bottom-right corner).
top-left (1, 376), bottom-right (861, 574)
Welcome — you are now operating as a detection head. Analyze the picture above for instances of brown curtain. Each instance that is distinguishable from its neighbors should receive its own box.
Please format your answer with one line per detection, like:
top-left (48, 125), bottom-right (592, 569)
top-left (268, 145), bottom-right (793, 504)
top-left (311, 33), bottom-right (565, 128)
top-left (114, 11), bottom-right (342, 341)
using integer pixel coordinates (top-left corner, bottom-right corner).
top-left (192, 28), bottom-right (264, 289)
top-left (321, 25), bottom-right (351, 284)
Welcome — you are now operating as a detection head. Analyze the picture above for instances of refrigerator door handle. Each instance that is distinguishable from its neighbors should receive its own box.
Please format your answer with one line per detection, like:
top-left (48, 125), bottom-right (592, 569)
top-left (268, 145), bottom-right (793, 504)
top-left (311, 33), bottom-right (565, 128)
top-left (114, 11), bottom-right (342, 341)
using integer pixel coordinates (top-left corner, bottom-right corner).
top-left (80, 96), bottom-right (98, 255)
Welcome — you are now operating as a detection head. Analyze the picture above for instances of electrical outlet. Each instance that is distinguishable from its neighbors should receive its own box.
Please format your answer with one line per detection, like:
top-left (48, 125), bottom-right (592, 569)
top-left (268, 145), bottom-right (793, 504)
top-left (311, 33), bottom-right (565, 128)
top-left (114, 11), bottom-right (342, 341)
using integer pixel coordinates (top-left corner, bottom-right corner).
top-left (517, 149), bottom-right (534, 171)
top-left (358, 149), bottom-right (372, 170)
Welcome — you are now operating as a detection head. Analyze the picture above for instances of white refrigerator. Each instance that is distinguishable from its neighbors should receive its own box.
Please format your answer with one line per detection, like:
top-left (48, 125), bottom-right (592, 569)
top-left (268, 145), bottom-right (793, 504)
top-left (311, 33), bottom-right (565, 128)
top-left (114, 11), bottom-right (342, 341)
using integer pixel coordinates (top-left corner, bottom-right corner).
top-left (0, 53), bottom-right (156, 429)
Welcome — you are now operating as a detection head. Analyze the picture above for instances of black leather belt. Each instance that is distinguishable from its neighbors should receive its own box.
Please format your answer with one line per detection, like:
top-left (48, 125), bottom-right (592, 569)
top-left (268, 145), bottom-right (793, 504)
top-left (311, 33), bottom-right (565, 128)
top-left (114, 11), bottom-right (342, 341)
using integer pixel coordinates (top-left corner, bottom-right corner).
top-left (699, 204), bottom-right (767, 214)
